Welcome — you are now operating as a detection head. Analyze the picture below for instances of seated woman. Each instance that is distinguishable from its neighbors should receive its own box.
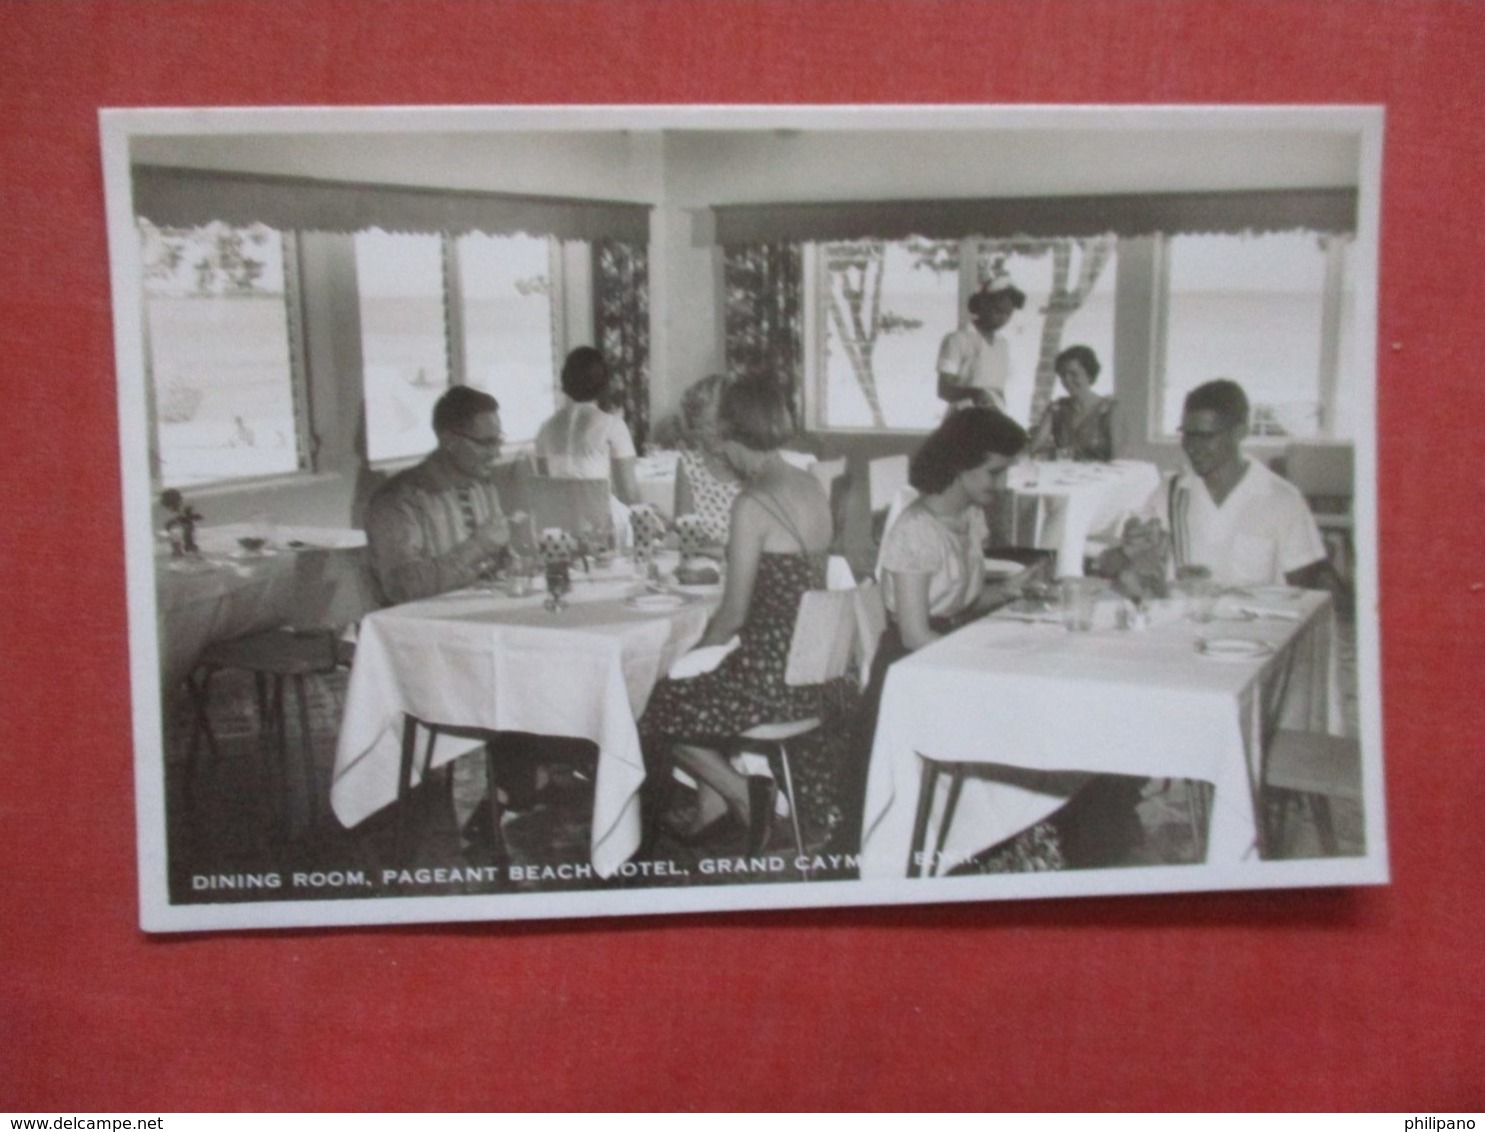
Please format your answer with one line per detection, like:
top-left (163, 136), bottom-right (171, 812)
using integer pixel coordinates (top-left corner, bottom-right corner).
top-left (1028, 345), bottom-right (1119, 462)
top-left (534, 346), bottom-right (641, 506)
top-left (879, 408), bottom-right (1039, 656)
top-left (672, 373), bottom-right (743, 549)
top-left (640, 380), bottom-right (842, 852)
top-left (852, 409), bottom-right (1069, 870)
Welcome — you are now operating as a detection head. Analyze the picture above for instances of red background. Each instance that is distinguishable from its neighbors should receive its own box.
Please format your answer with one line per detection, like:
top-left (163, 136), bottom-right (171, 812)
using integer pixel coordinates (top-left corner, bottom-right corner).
top-left (2, 0), bottom-right (1482, 1112)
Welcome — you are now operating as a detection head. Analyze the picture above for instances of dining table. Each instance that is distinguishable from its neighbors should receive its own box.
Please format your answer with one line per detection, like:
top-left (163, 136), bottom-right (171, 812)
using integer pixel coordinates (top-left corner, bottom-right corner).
top-left (857, 585), bottom-right (1343, 879)
top-left (155, 523), bottom-right (368, 692)
top-left (1006, 458), bottom-right (1162, 577)
top-left (330, 553), bottom-right (718, 878)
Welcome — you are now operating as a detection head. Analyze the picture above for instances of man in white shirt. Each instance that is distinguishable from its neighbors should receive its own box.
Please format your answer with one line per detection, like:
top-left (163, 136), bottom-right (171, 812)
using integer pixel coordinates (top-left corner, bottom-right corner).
top-left (1105, 379), bottom-right (1331, 590)
top-left (936, 278), bottom-right (1026, 414)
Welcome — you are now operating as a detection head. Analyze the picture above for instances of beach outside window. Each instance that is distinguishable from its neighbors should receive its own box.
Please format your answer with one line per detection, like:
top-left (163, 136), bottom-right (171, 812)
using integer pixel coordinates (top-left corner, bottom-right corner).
top-left (140, 220), bottom-right (303, 488)
top-left (355, 231), bottom-right (450, 465)
top-left (1159, 231), bottom-right (1340, 439)
top-left (457, 233), bottom-right (559, 446)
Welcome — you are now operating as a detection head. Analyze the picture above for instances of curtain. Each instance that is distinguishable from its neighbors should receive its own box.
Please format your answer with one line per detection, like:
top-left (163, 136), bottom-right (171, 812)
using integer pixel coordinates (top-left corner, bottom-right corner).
top-left (712, 188), bottom-right (1358, 245)
top-left (133, 164), bottom-right (652, 242)
top-left (592, 240), bottom-right (651, 451)
top-left (723, 242), bottom-right (805, 430)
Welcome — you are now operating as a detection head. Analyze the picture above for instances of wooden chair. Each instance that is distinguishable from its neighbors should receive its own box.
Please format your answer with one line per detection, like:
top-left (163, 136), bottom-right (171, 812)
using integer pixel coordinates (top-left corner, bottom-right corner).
top-left (730, 585), bottom-right (862, 870)
top-left (1284, 441), bottom-right (1354, 588)
top-left (186, 626), bottom-right (353, 834)
top-left (184, 554), bottom-right (367, 834)
top-left (1263, 729), bottom-right (1362, 857)
top-left (644, 584), bottom-right (863, 868)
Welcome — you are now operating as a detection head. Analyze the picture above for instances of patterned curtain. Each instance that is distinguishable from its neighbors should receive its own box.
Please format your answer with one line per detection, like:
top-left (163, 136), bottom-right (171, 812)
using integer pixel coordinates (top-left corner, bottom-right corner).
top-left (592, 239), bottom-right (651, 450)
top-left (723, 242), bottom-right (805, 430)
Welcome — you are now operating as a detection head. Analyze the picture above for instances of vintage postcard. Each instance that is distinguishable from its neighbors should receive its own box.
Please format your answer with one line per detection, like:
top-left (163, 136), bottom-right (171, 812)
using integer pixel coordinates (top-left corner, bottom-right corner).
top-left (102, 104), bottom-right (1387, 932)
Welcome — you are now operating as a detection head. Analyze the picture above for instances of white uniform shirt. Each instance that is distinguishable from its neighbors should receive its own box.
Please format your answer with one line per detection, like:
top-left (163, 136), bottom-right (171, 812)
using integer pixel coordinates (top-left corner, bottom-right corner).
top-left (1152, 459), bottom-right (1326, 587)
top-left (534, 402), bottom-right (637, 480)
top-left (937, 325), bottom-right (1010, 410)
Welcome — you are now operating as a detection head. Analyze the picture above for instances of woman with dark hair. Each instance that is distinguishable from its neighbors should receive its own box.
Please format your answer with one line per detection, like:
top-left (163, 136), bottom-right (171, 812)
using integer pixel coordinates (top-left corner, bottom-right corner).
top-left (1029, 344), bottom-right (1119, 462)
top-left (534, 346), bottom-right (640, 505)
top-left (881, 407), bottom-right (1039, 653)
top-left (640, 380), bottom-right (844, 851)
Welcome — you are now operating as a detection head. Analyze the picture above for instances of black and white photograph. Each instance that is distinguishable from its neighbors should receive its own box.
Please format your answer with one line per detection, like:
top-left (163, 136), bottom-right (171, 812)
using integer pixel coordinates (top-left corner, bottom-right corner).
top-left (102, 104), bottom-right (1386, 932)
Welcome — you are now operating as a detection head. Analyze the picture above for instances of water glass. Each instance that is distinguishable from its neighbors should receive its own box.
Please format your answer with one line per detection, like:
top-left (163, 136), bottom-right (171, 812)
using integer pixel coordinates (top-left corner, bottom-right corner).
top-left (1059, 577), bottom-right (1100, 632)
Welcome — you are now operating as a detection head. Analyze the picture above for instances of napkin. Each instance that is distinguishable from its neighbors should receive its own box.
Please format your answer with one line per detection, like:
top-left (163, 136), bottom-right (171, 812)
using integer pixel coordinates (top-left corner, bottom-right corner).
top-left (668, 637), bottom-right (740, 679)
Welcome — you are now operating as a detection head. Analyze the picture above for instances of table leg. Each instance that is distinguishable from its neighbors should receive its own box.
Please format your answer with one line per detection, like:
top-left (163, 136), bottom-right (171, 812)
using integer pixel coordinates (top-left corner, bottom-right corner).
top-left (908, 758), bottom-right (942, 878)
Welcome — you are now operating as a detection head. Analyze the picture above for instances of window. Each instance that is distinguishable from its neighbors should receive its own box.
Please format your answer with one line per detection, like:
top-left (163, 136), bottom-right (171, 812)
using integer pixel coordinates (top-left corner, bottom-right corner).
top-left (355, 231), bottom-right (450, 465)
top-left (457, 233), bottom-right (559, 446)
top-left (357, 230), bottom-right (566, 464)
top-left (140, 219), bottom-right (306, 488)
top-left (807, 237), bottom-right (1117, 432)
top-left (1157, 231), bottom-right (1351, 440)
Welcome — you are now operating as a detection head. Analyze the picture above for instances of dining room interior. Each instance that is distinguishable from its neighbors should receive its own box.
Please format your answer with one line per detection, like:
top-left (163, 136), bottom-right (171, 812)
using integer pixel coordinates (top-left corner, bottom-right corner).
top-left (119, 108), bottom-right (1375, 916)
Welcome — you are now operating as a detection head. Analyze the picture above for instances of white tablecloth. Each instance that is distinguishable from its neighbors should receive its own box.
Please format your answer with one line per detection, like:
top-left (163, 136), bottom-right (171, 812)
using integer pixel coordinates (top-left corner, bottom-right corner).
top-left (157, 525), bottom-right (368, 690)
top-left (858, 589), bottom-right (1340, 879)
top-left (1007, 459), bottom-right (1161, 576)
top-left (331, 564), bottom-right (712, 877)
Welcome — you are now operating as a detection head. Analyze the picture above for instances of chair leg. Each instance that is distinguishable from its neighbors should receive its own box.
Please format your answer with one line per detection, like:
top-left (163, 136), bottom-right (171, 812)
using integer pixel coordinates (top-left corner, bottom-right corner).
top-left (775, 744), bottom-right (807, 879)
top-left (395, 714), bottom-right (419, 860)
top-left (184, 668), bottom-right (220, 785)
top-left (1308, 793), bottom-right (1339, 856)
top-left (931, 766), bottom-right (967, 877)
top-left (290, 673), bottom-right (318, 832)
top-left (908, 759), bottom-right (942, 878)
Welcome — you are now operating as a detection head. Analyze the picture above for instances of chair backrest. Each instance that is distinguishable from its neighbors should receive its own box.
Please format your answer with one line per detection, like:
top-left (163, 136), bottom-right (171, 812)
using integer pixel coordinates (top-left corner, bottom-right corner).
top-left (783, 584), bottom-right (862, 687)
top-left (850, 580), bottom-right (888, 690)
top-left (873, 483), bottom-right (921, 577)
top-left (810, 456), bottom-right (847, 497)
top-left (780, 449), bottom-right (818, 471)
top-left (526, 476), bottom-right (613, 535)
top-left (1284, 442), bottom-right (1353, 500)
top-left (868, 454), bottom-right (911, 514)
top-left (490, 456), bottom-right (534, 517)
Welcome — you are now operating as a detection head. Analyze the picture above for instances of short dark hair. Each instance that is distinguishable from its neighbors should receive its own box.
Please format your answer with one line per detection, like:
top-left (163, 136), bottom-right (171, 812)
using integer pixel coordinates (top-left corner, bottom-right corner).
top-left (1183, 379), bottom-right (1250, 429)
top-left (560, 346), bottom-right (610, 402)
top-left (432, 385), bottom-right (499, 435)
top-left (717, 379), bottom-right (795, 452)
top-left (1055, 344), bottom-right (1102, 384)
top-left (968, 283), bottom-right (1027, 318)
top-left (909, 407), bottom-right (1028, 495)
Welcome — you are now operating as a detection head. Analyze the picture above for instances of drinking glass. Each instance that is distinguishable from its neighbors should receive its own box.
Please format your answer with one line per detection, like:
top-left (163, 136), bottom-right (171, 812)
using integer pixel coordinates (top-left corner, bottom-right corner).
top-left (1059, 577), bottom-right (1100, 632)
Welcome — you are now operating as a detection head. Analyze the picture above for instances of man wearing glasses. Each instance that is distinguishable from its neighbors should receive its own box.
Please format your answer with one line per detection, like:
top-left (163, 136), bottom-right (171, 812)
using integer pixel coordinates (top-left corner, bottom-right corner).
top-left (365, 385), bottom-right (512, 606)
top-left (1106, 379), bottom-right (1328, 590)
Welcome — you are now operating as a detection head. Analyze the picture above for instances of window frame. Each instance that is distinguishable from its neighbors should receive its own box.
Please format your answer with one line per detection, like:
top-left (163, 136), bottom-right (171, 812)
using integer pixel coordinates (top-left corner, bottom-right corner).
top-left (141, 223), bottom-right (316, 493)
top-left (364, 230), bottom-right (582, 471)
top-left (1148, 230), bottom-right (1353, 448)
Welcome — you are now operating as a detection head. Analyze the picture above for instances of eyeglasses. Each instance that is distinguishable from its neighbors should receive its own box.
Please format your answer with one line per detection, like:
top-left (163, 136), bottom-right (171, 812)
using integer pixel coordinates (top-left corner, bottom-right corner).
top-left (451, 430), bottom-right (502, 450)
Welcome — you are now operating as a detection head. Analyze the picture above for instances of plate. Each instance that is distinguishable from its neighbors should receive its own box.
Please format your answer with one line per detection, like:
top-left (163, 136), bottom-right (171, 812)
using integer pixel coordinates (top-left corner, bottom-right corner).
top-left (1197, 637), bottom-right (1274, 661)
top-left (624, 593), bottom-right (692, 612)
top-left (1240, 585), bottom-right (1299, 602)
